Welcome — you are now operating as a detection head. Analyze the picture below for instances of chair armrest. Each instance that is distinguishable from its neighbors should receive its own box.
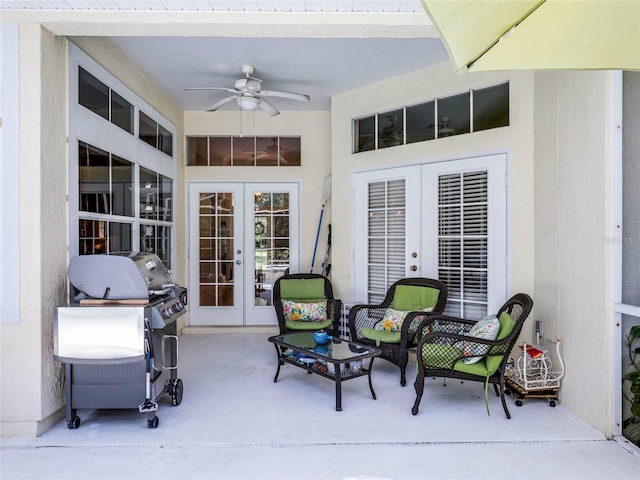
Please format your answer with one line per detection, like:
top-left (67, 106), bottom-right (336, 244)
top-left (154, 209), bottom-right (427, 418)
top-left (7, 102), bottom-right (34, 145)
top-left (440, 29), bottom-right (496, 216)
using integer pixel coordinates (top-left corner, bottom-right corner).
top-left (328, 298), bottom-right (343, 336)
top-left (348, 305), bottom-right (388, 340)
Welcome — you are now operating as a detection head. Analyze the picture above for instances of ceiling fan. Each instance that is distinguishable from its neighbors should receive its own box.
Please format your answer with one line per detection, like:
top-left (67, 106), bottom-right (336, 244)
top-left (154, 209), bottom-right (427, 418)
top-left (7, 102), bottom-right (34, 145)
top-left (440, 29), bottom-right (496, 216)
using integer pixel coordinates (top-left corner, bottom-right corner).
top-left (185, 64), bottom-right (310, 117)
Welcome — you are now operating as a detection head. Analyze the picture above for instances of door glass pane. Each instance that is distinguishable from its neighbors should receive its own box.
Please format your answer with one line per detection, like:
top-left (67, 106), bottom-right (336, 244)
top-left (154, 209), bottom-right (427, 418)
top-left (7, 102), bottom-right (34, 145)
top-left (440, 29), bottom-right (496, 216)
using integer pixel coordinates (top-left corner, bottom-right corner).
top-left (199, 192), bottom-right (235, 307)
top-left (438, 171), bottom-right (488, 319)
top-left (254, 191), bottom-right (290, 307)
top-left (366, 179), bottom-right (406, 302)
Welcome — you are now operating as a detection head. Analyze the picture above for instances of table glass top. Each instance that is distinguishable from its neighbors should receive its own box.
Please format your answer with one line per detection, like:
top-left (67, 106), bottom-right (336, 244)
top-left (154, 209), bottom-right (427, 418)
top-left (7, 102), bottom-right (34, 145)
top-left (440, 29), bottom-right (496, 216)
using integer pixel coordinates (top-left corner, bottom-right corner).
top-left (270, 332), bottom-right (379, 361)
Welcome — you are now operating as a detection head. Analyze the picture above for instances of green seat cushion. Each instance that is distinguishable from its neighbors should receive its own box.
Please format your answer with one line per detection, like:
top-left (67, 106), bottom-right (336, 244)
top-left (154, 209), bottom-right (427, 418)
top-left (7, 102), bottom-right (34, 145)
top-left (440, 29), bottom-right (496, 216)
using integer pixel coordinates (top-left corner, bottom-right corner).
top-left (285, 318), bottom-right (333, 331)
top-left (453, 358), bottom-right (490, 376)
top-left (279, 278), bottom-right (326, 303)
top-left (485, 311), bottom-right (516, 373)
top-left (361, 328), bottom-right (401, 345)
top-left (393, 285), bottom-right (440, 311)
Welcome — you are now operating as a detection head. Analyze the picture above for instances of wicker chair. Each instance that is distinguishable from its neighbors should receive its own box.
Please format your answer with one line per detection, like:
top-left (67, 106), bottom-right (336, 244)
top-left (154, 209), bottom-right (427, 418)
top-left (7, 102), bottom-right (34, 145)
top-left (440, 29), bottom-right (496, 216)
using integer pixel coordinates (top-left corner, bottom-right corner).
top-left (273, 273), bottom-right (342, 336)
top-left (348, 278), bottom-right (448, 386)
top-left (412, 293), bottom-right (534, 418)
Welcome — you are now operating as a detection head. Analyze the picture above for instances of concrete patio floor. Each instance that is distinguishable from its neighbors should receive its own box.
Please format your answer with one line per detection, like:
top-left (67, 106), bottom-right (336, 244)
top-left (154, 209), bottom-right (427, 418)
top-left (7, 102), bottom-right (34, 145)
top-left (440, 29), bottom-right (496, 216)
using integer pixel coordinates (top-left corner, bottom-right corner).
top-left (2, 331), bottom-right (640, 480)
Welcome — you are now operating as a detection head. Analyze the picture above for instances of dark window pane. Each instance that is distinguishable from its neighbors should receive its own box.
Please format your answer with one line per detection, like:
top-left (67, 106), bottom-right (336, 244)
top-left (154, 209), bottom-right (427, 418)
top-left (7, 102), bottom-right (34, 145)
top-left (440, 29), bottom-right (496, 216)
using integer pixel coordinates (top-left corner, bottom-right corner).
top-left (78, 67), bottom-right (109, 121)
top-left (378, 109), bottom-right (404, 148)
top-left (233, 137), bottom-right (255, 166)
top-left (78, 142), bottom-right (110, 214)
top-left (109, 222), bottom-right (132, 253)
top-left (210, 137), bottom-right (232, 166)
top-left (158, 123), bottom-right (173, 156)
top-left (437, 93), bottom-right (470, 138)
top-left (139, 111), bottom-right (157, 148)
top-left (78, 219), bottom-right (107, 255)
top-left (110, 90), bottom-right (134, 134)
top-left (159, 174), bottom-right (173, 222)
top-left (354, 116), bottom-right (375, 152)
top-left (111, 154), bottom-right (133, 217)
top-left (473, 83), bottom-right (509, 132)
top-left (406, 101), bottom-right (435, 143)
top-left (279, 137), bottom-right (301, 166)
top-left (187, 136), bottom-right (209, 166)
top-left (256, 137), bottom-right (278, 166)
top-left (140, 167), bottom-right (157, 219)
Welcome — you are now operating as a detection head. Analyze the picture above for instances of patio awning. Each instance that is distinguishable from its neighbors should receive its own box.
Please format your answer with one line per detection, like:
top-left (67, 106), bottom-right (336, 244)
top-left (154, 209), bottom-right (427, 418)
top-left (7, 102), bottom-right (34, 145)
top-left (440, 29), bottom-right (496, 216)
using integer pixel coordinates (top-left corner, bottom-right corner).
top-left (420, 0), bottom-right (640, 72)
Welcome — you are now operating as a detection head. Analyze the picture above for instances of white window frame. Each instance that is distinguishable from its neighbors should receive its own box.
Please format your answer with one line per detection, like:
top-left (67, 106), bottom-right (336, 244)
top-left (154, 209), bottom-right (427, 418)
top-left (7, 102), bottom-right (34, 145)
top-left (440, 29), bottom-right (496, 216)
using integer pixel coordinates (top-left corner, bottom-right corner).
top-left (68, 43), bottom-right (177, 270)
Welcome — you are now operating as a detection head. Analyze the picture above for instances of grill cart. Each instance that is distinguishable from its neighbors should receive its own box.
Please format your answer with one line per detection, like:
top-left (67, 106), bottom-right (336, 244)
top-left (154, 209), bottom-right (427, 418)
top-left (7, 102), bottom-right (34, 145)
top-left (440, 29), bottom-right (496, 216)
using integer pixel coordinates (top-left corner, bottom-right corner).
top-left (54, 252), bottom-right (187, 429)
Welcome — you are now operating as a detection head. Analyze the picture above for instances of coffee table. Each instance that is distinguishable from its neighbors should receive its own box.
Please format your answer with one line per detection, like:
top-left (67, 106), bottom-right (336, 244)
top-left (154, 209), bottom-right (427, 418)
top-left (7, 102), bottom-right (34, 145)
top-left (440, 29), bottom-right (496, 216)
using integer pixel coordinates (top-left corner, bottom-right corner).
top-left (268, 332), bottom-right (381, 411)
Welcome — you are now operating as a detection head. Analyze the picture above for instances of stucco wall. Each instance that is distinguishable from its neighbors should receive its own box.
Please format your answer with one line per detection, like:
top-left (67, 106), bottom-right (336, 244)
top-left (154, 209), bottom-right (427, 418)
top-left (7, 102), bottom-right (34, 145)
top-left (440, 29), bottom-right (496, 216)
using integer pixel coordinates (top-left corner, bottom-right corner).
top-left (534, 71), bottom-right (616, 436)
top-left (0, 31), bottom-right (186, 438)
top-left (0, 24), bottom-right (67, 437)
top-left (330, 61), bottom-right (536, 312)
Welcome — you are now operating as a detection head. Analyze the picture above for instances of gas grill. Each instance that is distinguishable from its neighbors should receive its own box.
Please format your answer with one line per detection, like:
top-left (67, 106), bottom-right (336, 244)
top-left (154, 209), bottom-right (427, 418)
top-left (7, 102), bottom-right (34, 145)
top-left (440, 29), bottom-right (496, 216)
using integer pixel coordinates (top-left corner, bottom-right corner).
top-left (54, 252), bottom-right (187, 429)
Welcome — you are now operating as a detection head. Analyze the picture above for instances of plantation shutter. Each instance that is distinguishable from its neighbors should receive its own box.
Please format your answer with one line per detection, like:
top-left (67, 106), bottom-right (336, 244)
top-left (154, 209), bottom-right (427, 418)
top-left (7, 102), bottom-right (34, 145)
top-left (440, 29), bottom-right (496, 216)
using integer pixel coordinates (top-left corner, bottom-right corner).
top-left (366, 179), bottom-right (406, 303)
top-left (437, 170), bottom-right (489, 318)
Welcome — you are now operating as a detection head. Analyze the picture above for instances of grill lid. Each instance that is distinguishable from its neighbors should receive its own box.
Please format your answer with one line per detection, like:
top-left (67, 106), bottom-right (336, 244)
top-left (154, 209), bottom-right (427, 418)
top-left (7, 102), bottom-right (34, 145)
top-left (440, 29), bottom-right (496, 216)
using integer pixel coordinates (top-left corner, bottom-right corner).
top-left (68, 252), bottom-right (173, 300)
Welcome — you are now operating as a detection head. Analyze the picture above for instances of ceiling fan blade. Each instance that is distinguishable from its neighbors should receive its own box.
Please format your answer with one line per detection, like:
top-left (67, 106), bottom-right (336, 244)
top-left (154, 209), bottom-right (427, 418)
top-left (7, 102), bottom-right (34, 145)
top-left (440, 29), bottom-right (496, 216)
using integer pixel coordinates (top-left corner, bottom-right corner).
top-left (258, 98), bottom-right (280, 117)
top-left (259, 90), bottom-right (310, 102)
top-left (185, 87), bottom-right (238, 93)
top-left (206, 96), bottom-right (237, 112)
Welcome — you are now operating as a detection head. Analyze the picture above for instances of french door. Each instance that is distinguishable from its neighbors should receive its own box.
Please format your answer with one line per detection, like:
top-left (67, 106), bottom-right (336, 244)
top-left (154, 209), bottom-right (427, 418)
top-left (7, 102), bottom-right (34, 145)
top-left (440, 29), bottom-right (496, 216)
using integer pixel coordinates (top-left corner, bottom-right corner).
top-left (189, 182), bottom-right (299, 326)
top-left (353, 154), bottom-right (507, 319)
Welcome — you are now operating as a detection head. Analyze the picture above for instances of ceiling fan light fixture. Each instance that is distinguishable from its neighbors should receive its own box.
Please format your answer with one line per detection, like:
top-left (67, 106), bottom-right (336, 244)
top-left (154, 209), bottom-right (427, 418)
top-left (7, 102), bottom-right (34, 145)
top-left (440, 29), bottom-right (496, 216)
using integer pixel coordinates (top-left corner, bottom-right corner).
top-left (236, 96), bottom-right (260, 111)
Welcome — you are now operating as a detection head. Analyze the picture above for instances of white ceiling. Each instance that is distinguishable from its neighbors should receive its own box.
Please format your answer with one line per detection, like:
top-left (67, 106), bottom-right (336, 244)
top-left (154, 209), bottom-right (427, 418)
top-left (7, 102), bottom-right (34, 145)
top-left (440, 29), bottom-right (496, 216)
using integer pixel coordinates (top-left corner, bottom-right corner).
top-left (2, 1), bottom-right (451, 112)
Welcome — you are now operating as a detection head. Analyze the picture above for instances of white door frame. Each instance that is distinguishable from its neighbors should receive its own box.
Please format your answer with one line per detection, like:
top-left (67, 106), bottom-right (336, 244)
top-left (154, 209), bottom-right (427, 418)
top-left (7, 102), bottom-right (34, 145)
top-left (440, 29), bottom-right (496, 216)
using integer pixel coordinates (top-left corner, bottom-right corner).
top-left (188, 181), bottom-right (299, 326)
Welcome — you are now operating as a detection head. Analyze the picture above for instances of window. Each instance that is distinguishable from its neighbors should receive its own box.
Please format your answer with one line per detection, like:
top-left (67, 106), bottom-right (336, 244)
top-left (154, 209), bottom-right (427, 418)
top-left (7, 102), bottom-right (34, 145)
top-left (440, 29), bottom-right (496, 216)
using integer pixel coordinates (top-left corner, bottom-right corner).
top-left (473, 83), bottom-right (510, 132)
top-left (77, 141), bottom-right (172, 267)
top-left (70, 44), bottom-right (177, 270)
top-left (186, 136), bottom-right (301, 166)
top-left (352, 82), bottom-right (509, 152)
top-left (354, 116), bottom-right (376, 153)
top-left (378, 109), bottom-right (404, 149)
top-left (139, 110), bottom-right (173, 157)
top-left (78, 66), bottom-right (134, 135)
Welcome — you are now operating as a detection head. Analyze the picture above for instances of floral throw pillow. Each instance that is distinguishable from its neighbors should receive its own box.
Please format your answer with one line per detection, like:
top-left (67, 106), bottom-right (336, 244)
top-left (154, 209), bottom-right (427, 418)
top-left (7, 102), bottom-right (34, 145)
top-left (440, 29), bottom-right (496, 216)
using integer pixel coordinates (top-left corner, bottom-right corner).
top-left (375, 307), bottom-right (434, 333)
top-left (462, 314), bottom-right (501, 364)
top-left (282, 300), bottom-right (327, 322)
